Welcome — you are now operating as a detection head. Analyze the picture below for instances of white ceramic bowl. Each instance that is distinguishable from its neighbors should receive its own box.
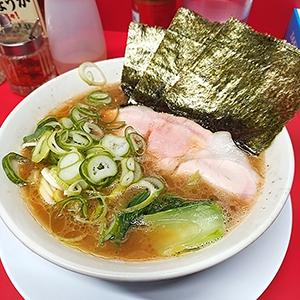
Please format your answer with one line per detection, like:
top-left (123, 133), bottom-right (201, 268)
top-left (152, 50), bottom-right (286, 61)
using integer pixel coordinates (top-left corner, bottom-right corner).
top-left (0, 58), bottom-right (294, 281)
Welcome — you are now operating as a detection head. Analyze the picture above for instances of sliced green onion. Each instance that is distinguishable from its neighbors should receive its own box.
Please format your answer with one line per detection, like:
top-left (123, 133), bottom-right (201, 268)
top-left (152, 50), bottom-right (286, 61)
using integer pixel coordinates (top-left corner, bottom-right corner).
top-left (122, 177), bottom-right (165, 213)
top-left (187, 170), bottom-right (201, 186)
top-left (58, 162), bottom-right (82, 184)
top-left (120, 157), bottom-right (142, 187)
top-left (102, 120), bottom-right (126, 131)
top-left (23, 116), bottom-right (58, 143)
top-left (70, 106), bottom-right (98, 126)
top-left (99, 215), bottom-right (120, 243)
top-left (47, 131), bottom-right (68, 155)
top-left (126, 157), bottom-right (135, 171)
top-left (58, 151), bottom-right (83, 169)
top-left (48, 151), bottom-right (59, 165)
top-left (37, 116), bottom-right (59, 127)
top-left (57, 151), bottom-right (83, 184)
top-left (120, 170), bottom-right (134, 186)
top-left (101, 133), bottom-right (130, 158)
top-left (70, 107), bottom-right (86, 124)
top-left (125, 126), bottom-right (146, 156)
top-left (23, 126), bottom-right (52, 143)
top-left (59, 117), bottom-right (73, 130)
top-left (66, 180), bottom-right (88, 196)
top-left (58, 130), bottom-right (94, 151)
top-left (53, 195), bottom-right (89, 219)
top-left (2, 152), bottom-right (28, 186)
top-left (31, 130), bottom-right (52, 163)
top-left (82, 122), bottom-right (104, 141)
top-left (78, 62), bottom-right (106, 86)
top-left (85, 144), bottom-right (113, 157)
top-left (53, 190), bottom-right (65, 202)
top-left (87, 90), bottom-right (112, 106)
top-left (87, 196), bottom-right (106, 223)
top-left (79, 153), bottom-right (118, 187)
top-left (75, 103), bottom-right (98, 118)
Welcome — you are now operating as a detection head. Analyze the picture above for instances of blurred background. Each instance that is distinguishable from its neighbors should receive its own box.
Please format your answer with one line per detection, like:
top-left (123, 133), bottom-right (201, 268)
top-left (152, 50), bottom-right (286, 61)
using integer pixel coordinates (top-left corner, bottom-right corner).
top-left (96, 0), bottom-right (300, 39)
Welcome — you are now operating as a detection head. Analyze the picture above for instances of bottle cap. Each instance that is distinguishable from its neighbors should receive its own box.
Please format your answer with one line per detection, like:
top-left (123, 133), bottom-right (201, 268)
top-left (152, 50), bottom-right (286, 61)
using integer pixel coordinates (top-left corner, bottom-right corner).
top-left (0, 20), bottom-right (44, 56)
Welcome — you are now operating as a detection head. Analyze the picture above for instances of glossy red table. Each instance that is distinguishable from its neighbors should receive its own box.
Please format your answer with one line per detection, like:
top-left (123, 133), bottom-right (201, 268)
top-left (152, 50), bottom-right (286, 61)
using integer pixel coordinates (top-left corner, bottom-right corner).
top-left (1, 1), bottom-right (300, 299)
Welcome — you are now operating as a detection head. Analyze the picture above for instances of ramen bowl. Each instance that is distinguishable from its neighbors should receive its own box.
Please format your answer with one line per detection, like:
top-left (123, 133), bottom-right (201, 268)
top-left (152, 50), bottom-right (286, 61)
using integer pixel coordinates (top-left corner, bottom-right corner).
top-left (0, 58), bottom-right (294, 281)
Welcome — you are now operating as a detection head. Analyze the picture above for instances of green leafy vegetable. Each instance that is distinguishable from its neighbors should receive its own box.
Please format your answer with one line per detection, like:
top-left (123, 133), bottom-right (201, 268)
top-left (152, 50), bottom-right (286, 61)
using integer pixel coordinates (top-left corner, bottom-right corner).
top-left (143, 201), bottom-right (225, 256)
top-left (112, 191), bottom-right (151, 242)
top-left (121, 177), bottom-right (165, 213)
top-left (109, 193), bottom-right (224, 256)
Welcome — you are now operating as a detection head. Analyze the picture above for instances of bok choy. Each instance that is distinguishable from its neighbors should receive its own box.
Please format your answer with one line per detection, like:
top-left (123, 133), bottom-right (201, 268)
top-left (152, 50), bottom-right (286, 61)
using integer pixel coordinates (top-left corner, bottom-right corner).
top-left (143, 201), bottom-right (225, 256)
top-left (108, 193), bottom-right (225, 255)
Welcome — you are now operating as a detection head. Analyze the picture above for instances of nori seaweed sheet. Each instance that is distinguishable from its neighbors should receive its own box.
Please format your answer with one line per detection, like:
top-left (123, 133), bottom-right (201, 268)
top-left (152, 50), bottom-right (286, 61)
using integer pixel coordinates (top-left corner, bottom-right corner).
top-left (121, 22), bottom-right (165, 98)
top-left (168, 7), bottom-right (222, 40)
top-left (131, 8), bottom-right (222, 111)
top-left (121, 8), bottom-right (300, 155)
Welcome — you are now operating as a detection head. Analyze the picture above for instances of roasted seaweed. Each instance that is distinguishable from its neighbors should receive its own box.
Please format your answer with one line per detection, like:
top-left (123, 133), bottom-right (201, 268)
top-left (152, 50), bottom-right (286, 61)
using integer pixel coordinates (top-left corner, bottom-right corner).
top-left (131, 8), bottom-right (222, 111)
top-left (121, 22), bottom-right (165, 98)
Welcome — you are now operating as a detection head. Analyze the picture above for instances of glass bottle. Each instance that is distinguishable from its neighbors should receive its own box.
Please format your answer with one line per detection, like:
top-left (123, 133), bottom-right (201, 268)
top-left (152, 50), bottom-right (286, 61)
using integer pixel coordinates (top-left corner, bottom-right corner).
top-left (0, 20), bottom-right (56, 96)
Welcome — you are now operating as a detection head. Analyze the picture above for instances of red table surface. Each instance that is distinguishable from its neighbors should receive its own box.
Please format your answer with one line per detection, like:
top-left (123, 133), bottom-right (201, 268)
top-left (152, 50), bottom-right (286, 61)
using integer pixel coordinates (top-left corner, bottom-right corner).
top-left (1, 0), bottom-right (300, 299)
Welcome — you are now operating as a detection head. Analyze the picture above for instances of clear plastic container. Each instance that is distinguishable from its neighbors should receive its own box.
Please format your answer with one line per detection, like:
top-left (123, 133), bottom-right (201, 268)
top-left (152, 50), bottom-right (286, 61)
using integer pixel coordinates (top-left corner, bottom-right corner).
top-left (45, 0), bottom-right (107, 74)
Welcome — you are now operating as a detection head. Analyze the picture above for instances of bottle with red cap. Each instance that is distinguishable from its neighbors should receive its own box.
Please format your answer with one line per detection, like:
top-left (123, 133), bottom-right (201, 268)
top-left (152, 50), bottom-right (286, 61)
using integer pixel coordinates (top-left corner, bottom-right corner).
top-left (132, 0), bottom-right (176, 28)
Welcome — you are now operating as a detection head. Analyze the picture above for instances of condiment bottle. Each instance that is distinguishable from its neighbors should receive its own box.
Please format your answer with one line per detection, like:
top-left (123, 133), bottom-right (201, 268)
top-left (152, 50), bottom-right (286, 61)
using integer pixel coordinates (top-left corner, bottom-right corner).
top-left (45, 0), bottom-right (107, 74)
top-left (0, 19), bottom-right (56, 96)
top-left (132, 0), bottom-right (176, 28)
top-left (0, 0), bottom-right (46, 34)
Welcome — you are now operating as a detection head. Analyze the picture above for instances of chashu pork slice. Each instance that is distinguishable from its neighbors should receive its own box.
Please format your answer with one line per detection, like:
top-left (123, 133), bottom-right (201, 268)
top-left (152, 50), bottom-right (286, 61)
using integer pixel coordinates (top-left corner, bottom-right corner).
top-left (118, 105), bottom-right (259, 204)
